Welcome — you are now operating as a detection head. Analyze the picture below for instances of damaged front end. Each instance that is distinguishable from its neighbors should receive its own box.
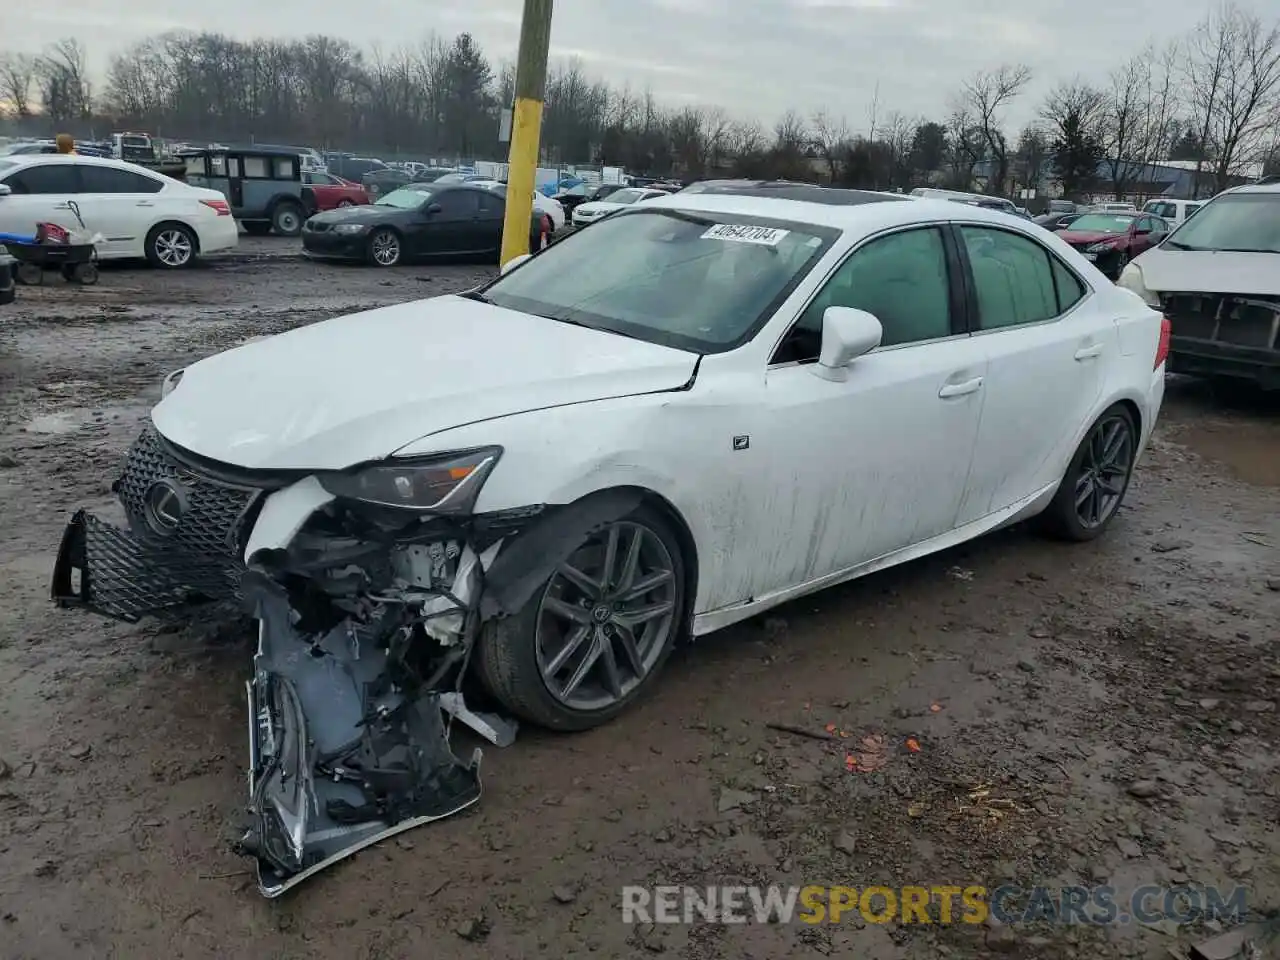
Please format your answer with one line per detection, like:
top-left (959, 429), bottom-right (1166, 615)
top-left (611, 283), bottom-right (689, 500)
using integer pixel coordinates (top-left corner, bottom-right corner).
top-left (52, 426), bottom-right (534, 896)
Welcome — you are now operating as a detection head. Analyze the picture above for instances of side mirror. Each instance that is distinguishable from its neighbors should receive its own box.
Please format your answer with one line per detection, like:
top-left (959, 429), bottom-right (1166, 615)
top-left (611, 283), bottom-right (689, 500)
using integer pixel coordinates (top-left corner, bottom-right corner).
top-left (501, 253), bottom-right (532, 275)
top-left (1134, 226), bottom-right (1151, 235)
top-left (424, 202), bottom-right (442, 216)
top-left (812, 307), bottom-right (882, 382)
top-left (0, 184), bottom-right (10, 198)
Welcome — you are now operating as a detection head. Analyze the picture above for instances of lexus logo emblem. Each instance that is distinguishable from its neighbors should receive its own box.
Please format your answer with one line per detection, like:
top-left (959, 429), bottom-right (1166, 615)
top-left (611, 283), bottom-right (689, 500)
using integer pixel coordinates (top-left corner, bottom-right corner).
top-left (143, 480), bottom-right (188, 535)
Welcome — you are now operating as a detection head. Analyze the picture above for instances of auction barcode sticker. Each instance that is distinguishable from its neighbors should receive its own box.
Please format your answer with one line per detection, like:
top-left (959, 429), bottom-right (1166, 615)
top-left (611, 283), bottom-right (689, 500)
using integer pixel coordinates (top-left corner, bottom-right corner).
top-left (701, 224), bottom-right (790, 245)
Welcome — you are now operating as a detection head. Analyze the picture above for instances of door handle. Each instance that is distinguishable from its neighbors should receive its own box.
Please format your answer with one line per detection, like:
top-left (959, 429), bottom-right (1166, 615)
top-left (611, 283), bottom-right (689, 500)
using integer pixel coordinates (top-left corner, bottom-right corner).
top-left (52, 202), bottom-right (71, 209)
top-left (939, 376), bottom-right (983, 398)
top-left (136, 200), bottom-right (154, 207)
top-left (1074, 343), bottom-right (1104, 361)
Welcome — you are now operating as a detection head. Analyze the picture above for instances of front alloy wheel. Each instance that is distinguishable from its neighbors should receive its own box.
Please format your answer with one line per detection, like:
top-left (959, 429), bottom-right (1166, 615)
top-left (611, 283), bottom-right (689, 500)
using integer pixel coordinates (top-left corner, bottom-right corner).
top-left (369, 229), bottom-right (401, 267)
top-left (477, 506), bottom-right (686, 730)
top-left (1040, 405), bottom-right (1137, 541)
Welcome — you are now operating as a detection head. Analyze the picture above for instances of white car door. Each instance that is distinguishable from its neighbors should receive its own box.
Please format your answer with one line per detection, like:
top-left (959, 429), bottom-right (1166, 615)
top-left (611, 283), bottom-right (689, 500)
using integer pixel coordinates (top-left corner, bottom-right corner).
top-left (743, 225), bottom-right (988, 599)
top-left (74, 163), bottom-right (169, 258)
top-left (0, 161), bottom-right (79, 239)
top-left (952, 223), bottom-right (1108, 525)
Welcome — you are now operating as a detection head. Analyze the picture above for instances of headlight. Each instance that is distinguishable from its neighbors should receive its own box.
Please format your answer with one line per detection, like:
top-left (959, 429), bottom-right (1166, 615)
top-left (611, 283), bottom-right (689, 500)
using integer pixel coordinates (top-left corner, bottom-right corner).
top-left (318, 447), bottom-right (502, 513)
top-left (1085, 241), bottom-right (1116, 254)
top-left (1116, 263), bottom-right (1161, 308)
top-left (332, 223), bottom-right (368, 235)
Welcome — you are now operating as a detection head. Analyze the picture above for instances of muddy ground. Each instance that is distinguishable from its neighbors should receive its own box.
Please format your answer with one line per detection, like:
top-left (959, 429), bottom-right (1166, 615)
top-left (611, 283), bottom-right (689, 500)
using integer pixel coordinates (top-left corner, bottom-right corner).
top-left (0, 239), bottom-right (1277, 960)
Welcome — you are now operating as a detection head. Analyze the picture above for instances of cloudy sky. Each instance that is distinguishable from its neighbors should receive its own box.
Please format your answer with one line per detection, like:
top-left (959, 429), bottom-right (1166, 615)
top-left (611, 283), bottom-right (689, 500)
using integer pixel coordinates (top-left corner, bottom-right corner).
top-left (9, 0), bottom-right (1240, 130)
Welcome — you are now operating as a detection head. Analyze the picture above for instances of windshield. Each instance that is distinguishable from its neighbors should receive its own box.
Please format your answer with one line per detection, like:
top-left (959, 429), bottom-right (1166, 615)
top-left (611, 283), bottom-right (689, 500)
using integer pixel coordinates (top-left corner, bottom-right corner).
top-left (605, 188), bottom-right (648, 205)
top-left (376, 187), bottom-right (432, 208)
top-left (1164, 193), bottom-right (1280, 253)
top-left (480, 209), bottom-right (835, 353)
top-left (1068, 214), bottom-right (1134, 234)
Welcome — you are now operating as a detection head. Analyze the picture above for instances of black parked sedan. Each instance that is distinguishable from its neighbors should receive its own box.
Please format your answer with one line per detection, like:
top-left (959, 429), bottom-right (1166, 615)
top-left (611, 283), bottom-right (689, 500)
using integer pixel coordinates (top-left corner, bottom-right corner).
top-left (1033, 211), bottom-right (1084, 232)
top-left (302, 183), bottom-right (547, 267)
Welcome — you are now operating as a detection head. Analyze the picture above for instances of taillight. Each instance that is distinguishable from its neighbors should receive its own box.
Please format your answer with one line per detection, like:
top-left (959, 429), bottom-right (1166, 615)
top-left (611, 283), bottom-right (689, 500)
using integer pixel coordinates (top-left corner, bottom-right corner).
top-left (201, 199), bottom-right (231, 216)
top-left (1154, 315), bottom-right (1171, 369)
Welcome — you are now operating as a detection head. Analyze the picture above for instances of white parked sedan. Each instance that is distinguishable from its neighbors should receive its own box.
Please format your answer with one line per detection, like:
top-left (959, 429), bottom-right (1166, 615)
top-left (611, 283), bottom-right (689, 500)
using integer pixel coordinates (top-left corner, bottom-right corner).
top-left (52, 185), bottom-right (1166, 895)
top-left (571, 186), bottom-right (668, 226)
top-left (0, 154), bottom-right (238, 267)
top-left (468, 179), bottom-right (566, 231)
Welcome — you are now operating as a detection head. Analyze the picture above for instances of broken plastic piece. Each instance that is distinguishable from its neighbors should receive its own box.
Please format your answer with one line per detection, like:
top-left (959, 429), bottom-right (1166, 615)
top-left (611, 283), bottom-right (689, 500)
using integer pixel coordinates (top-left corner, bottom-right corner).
top-left (438, 691), bottom-right (519, 748)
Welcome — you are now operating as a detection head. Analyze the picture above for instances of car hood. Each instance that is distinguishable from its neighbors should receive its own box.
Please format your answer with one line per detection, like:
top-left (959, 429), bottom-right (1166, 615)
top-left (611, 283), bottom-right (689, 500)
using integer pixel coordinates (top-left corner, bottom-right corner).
top-left (1058, 230), bottom-right (1124, 245)
top-left (151, 295), bottom-right (699, 470)
top-left (308, 205), bottom-right (396, 223)
top-left (1132, 246), bottom-right (1280, 296)
top-left (575, 201), bottom-right (625, 216)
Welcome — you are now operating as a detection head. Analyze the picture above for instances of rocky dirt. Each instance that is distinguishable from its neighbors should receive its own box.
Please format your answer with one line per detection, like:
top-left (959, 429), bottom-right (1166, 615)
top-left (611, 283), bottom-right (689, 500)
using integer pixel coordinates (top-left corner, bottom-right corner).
top-left (0, 239), bottom-right (1276, 960)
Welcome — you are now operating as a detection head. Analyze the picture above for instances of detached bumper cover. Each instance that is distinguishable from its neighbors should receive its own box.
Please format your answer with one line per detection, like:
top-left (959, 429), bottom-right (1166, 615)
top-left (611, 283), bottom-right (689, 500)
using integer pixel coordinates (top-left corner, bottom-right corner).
top-left (239, 583), bottom-right (481, 898)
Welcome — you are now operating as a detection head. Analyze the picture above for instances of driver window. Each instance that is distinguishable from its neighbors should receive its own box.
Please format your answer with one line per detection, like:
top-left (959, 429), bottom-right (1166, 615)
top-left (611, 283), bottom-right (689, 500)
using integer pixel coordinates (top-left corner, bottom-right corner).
top-left (773, 226), bottom-right (952, 364)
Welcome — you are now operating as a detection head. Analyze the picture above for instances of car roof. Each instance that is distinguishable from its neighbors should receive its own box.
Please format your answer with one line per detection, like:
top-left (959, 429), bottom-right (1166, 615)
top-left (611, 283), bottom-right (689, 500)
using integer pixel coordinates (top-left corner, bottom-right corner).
top-left (1224, 178), bottom-right (1280, 196)
top-left (686, 180), bottom-right (908, 207)
top-left (0, 153), bottom-right (161, 175)
top-left (637, 190), bottom-right (1042, 235)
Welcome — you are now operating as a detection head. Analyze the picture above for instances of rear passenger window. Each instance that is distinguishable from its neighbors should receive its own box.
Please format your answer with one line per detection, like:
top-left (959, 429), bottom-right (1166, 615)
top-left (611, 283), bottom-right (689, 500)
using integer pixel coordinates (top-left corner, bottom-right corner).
top-left (1052, 259), bottom-right (1086, 312)
top-left (79, 165), bottom-right (163, 194)
top-left (961, 226), bottom-right (1084, 329)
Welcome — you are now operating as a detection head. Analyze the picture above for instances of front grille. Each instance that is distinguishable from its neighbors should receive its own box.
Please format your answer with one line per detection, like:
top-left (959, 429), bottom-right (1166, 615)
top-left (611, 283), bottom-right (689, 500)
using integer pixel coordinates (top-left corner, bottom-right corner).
top-left (1162, 293), bottom-right (1280, 350)
top-left (115, 427), bottom-right (263, 559)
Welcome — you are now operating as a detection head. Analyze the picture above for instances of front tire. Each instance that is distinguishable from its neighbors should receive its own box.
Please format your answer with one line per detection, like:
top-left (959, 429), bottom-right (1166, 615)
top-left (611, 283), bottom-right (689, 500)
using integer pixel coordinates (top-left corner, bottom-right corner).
top-left (367, 229), bottom-right (402, 267)
top-left (145, 223), bottom-right (197, 269)
top-left (476, 505), bottom-right (686, 731)
top-left (1039, 404), bottom-right (1138, 541)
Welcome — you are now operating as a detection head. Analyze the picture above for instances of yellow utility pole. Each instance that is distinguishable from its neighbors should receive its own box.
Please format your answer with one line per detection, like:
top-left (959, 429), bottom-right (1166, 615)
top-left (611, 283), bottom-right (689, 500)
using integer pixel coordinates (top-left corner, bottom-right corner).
top-left (500, 0), bottom-right (554, 267)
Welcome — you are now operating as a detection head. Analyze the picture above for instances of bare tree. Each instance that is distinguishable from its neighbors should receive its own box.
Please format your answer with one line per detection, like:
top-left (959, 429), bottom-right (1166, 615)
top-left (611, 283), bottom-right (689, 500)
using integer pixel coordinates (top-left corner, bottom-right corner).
top-left (36, 38), bottom-right (92, 121)
top-left (811, 109), bottom-right (850, 182)
top-left (1039, 80), bottom-right (1106, 198)
top-left (0, 51), bottom-right (39, 118)
top-left (1100, 57), bottom-right (1148, 199)
top-left (960, 64), bottom-right (1032, 196)
top-left (1184, 3), bottom-right (1280, 192)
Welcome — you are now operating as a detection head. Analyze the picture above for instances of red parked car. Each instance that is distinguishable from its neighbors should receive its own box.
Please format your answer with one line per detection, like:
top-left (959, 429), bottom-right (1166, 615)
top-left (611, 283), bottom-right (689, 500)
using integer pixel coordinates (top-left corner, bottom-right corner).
top-left (302, 171), bottom-right (369, 211)
top-left (1056, 212), bottom-right (1169, 280)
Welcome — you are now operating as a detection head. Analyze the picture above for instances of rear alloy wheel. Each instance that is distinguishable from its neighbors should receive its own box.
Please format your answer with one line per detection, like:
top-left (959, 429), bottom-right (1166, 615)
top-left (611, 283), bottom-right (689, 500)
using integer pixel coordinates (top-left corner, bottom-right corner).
top-left (146, 224), bottom-right (197, 269)
top-left (477, 506), bottom-right (686, 731)
top-left (336, 199), bottom-right (355, 208)
top-left (368, 229), bottom-right (401, 267)
top-left (272, 203), bottom-right (304, 237)
top-left (1039, 404), bottom-right (1137, 541)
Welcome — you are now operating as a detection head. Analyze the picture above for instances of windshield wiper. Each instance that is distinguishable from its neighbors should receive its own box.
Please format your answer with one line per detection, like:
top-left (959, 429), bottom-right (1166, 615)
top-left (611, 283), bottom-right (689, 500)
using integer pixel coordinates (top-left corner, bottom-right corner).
top-left (1213, 247), bottom-right (1279, 254)
top-left (1162, 240), bottom-right (1193, 250)
top-left (460, 289), bottom-right (493, 304)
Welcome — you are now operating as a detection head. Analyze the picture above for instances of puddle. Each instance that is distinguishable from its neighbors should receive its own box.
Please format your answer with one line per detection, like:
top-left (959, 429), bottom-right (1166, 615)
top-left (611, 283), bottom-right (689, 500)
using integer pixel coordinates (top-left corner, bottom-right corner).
top-left (23, 410), bottom-right (88, 435)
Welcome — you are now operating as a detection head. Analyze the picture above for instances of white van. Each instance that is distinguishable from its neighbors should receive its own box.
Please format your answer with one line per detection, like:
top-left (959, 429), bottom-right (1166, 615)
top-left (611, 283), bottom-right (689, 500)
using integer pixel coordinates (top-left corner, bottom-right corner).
top-left (1141, 198), bottom-right (1203, 228)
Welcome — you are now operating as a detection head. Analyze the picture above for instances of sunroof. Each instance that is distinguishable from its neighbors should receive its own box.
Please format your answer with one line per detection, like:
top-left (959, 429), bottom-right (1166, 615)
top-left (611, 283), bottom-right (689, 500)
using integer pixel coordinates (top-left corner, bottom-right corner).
top-left (683, 181), bottom-right (907, 205)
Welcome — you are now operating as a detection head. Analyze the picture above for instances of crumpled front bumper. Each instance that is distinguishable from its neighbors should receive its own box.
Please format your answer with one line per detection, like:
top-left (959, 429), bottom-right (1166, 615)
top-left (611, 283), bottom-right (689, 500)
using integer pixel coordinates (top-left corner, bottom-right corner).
top-left (239, 580), bottom-right (482, 898)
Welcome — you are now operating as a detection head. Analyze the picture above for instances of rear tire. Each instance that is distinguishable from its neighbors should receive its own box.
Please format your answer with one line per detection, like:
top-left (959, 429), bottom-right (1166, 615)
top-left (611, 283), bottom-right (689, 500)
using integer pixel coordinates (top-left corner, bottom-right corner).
top-left (271, 202), bottom-right (304, 237)
top-left (1038, 404), bottom-right (1138, 541)
top-left (475, 504), bottom-right (687, 732)
top-left (336, 199), bottom-right (354, 208)
top-left (145, 223), bottom-right (198, 269)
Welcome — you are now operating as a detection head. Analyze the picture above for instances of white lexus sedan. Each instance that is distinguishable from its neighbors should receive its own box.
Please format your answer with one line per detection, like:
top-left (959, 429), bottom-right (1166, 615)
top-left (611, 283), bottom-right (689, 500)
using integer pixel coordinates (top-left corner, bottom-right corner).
top-left (0, 154), bottom-right (238, 268)
top-left (52, 185), bottom-right (1166, 895)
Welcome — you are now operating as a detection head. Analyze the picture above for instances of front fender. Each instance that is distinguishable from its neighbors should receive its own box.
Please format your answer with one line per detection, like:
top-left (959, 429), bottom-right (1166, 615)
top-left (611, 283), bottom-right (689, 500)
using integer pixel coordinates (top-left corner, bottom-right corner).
top-left (395, 396), bottom-right (724, 612)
